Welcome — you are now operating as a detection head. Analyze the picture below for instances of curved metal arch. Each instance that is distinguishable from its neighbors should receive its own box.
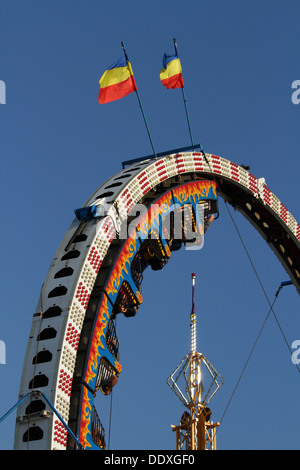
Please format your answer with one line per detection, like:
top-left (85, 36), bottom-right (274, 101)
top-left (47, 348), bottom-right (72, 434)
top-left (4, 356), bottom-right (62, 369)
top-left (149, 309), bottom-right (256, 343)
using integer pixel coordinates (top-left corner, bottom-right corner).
top-left (14, 151), bottom-right (300, 450)
top-left (72, 179), bottom-right (218, 449)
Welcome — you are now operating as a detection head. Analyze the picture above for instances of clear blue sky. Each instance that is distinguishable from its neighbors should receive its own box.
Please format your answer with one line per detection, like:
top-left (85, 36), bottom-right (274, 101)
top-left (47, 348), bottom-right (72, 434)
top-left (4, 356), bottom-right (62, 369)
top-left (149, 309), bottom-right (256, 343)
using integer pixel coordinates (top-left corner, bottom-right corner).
top-left (0, 0), bottom-right (299, 450)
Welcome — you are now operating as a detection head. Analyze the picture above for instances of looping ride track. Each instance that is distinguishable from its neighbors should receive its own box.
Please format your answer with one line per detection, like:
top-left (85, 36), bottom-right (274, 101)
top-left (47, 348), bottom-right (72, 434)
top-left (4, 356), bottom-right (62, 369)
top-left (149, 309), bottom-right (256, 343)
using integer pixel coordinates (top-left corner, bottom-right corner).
top-left (14, 151), bottom-right (300, 450)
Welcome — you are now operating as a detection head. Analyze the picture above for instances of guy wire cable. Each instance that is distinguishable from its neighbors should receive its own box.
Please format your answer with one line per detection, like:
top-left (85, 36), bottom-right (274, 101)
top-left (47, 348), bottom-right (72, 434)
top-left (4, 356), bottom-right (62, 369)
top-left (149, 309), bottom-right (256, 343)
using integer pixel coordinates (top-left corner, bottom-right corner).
top-left (200, 148), bottom-right (296, 360)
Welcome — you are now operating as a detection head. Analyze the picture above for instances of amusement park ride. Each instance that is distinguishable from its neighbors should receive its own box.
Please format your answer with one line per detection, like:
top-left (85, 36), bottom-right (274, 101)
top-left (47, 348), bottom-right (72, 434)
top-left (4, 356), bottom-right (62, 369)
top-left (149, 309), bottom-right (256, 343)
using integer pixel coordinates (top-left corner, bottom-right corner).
top-left (167, 273), bottom-right (224, 450)
top-left (0, 36), bottom-right (297, 451)
top-left (4, 143), bottom-right (298, 450)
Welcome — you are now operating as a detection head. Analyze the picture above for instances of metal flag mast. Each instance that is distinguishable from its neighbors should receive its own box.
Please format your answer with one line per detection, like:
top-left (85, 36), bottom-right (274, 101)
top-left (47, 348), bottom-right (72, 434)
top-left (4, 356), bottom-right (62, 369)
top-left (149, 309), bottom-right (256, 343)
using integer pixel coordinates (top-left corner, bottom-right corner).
top-left (167, 273), bottom-right (224, 450)
top-left (173, 38), bottom-right (194, 146)
top-left (121, 41), bottom-right (157, 158)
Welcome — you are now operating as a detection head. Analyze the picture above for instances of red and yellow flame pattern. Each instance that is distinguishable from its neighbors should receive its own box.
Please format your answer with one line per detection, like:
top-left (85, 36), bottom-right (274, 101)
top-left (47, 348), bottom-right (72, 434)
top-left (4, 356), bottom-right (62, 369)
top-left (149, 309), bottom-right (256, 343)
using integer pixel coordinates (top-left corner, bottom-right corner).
top-left (106, 236), bottom-right (138, 297)
top-left (79, 237), bottom-right (137, 447)
top-left (173, 180), bottom-right (217, 204)
top-left (79, 386), bottom-right (92, 448)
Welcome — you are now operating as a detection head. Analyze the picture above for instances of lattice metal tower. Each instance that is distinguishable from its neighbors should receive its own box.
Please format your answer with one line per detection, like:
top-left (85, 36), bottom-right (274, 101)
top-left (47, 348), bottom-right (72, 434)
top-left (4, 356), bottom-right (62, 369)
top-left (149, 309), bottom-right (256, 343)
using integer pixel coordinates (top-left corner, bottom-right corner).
top-left (167, 273), bottom-right (224, 450)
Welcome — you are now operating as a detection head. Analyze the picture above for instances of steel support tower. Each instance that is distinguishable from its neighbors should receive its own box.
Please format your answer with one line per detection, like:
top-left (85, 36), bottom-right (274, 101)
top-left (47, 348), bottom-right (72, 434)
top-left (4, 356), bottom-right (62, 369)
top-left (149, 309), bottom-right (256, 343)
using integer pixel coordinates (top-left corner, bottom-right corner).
top-left (167, 273), bottom-right (224, 450)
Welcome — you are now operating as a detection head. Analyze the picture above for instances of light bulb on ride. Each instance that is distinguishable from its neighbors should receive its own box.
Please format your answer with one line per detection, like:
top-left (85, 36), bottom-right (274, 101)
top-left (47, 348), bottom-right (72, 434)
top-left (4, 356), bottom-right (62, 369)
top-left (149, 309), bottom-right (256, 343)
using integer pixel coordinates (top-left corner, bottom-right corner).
top-left (197, 364), bottom-right (203, 403)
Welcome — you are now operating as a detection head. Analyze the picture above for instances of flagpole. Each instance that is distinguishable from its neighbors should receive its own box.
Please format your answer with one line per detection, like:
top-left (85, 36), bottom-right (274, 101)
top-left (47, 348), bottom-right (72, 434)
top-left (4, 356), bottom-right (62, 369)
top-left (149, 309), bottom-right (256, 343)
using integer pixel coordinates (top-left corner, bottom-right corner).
top-left (173, 38), bottom-right (194, 146)
top-left (121, 42), bottom-right (157, 158)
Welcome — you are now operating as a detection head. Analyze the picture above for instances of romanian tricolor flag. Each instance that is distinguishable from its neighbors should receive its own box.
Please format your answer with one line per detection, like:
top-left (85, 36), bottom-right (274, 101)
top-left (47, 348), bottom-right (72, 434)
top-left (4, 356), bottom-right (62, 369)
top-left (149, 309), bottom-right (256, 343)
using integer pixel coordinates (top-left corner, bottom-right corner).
top-left (160, 53), bottom-right (184, 89)
top-left (98, 55), bottom-right (137, 104)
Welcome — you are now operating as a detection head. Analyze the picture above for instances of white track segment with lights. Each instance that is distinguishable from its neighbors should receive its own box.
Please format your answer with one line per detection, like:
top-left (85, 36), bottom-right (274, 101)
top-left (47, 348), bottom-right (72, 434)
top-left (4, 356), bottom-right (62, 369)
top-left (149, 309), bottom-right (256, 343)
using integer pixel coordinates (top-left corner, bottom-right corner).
top-left (13, 150), bottom-right (300, 450)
